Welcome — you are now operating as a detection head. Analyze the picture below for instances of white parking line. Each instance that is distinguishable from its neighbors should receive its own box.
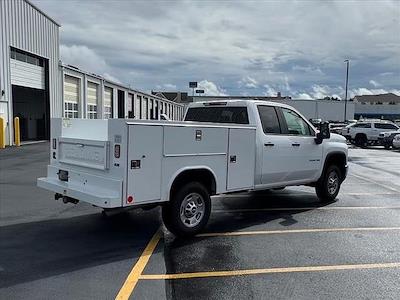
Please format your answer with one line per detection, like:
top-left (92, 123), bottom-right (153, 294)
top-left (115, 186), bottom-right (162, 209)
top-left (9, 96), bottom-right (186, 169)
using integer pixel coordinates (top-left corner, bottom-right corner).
top-left (213, 206), bottom-right (400, 213)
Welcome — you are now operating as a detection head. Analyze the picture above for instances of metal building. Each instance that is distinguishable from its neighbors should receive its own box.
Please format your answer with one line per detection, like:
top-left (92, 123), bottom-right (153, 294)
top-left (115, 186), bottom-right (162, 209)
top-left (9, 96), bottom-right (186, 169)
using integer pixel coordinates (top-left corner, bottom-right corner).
top-left (0, 0), bottom-right (61, 145)
top-left (62, 65), bottom-right (185, 121)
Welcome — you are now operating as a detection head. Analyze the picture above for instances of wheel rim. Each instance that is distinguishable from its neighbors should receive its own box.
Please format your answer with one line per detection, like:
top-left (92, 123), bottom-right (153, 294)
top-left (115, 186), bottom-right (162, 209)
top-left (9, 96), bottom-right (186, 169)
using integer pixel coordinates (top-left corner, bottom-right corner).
top-left (180, 192), bottom-right (205, 228)
top-left (327, 171), bottom-right (339, 195)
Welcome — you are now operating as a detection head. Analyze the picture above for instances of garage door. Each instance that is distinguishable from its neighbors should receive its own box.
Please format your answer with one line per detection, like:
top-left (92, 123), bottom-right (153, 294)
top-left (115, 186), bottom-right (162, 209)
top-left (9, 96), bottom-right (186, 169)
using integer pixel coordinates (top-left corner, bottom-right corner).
top-left (104, 87), bottom-right (113, 119)
top-left (87, 82), bottom-right (98, 119)
top-left (64, 75), bottom-right (80, 118)
top-left (10, 58), bottom-right (45, 90)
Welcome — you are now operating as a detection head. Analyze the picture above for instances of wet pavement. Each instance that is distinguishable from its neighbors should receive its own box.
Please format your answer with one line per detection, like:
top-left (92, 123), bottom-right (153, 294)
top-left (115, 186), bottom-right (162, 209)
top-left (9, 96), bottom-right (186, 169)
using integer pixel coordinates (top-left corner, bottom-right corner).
top-left (1, 143), bottom-right (399, 299)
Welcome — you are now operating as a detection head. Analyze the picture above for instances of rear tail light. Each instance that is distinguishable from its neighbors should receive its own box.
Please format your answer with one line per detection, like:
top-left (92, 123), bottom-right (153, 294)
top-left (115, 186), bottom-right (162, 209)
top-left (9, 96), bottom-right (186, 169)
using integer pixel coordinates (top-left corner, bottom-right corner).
top-left (114, 144), bottom-right (120, 158)
top-left (127, 195), bottom-right (133, 203)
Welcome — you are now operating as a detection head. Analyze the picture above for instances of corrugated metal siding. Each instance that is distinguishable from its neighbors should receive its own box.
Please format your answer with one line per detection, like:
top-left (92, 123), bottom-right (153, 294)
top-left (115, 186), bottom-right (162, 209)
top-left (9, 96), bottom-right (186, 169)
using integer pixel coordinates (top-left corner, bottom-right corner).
top-left (0, 0), bottom-right (60, 144)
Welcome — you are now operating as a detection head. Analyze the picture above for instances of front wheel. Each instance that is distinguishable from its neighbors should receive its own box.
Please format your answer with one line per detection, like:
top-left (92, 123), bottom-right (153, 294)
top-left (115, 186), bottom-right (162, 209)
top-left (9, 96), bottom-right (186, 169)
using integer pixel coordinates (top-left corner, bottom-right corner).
top-left (162, 182), bottom-right (211, 237)
top-left (315, 165), bottom-right (342, 203)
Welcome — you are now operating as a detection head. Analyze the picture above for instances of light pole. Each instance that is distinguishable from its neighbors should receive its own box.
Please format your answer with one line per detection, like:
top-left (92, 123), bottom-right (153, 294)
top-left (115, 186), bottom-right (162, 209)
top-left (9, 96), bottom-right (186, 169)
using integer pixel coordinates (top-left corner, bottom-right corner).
top-left (344, 59), bottom-right (350, 122)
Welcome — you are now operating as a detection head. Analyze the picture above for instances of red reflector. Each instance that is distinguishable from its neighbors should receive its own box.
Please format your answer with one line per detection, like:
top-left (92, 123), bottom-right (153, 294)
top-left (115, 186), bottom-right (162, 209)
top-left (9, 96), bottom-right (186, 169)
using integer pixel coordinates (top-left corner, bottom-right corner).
top-left (114, 144), bottom-right (120, 158)
top-left (127, 196), bottom-right (133, 203)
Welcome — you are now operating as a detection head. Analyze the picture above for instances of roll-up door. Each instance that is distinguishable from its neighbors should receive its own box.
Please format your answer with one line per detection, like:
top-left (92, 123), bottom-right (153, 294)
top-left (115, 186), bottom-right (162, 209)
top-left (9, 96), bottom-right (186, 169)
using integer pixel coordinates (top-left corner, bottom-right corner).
top-left (104, 87), bottom-right (113, 119)
top-left (64, 75), bottom-right (80, 118)
top-left (10, 58), bottom-right (45, 90)
top-left (87, 82), bottom-right (98, 119)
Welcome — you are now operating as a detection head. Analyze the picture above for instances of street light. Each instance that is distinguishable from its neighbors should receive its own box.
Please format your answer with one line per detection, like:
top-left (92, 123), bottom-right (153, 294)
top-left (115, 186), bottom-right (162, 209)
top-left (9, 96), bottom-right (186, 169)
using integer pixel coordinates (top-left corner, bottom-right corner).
top-left (344, 59), bottom-right (350, 122)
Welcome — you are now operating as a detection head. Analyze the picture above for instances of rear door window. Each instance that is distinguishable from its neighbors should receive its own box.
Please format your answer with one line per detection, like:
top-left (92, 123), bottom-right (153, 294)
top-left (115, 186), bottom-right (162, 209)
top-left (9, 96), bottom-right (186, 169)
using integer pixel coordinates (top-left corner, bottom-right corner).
top-left (257, 106), bottom-right (281, 134)
top-left (374, 123), bottom-right (399, 130)
top-left (353, 123), bottom-right (371, 128)
top-left (185, 107), bottom-right (249, 124)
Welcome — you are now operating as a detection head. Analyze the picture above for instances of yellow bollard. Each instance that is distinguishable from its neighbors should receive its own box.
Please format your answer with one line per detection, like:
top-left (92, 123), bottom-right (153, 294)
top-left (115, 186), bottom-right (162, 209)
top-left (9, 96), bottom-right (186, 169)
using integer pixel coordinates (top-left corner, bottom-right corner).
top-left (0, 117), bottom-right (5, 149)
top-left (14, 117), bottom-right (20, 147)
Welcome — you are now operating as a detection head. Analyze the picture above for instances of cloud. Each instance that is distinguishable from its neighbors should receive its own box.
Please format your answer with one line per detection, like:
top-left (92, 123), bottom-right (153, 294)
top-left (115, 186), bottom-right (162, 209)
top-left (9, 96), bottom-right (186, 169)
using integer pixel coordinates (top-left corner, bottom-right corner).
top-left (198, 80), bottom-right (227, 96)
top-left (60, 45), bottom-right (108, 74)
top-left (296, 93), bottom-right (313, 100)
top-left (33, 0), bottom-right (400, 97)
top-left (163, 83), bottom-right (177, 90)
top-left (263, 84), bottom-right (278, 97)
top-left (103, 73), bottom-right (121, 84)
top-left (369, 80), bottom-right (381, 87)
top-left (239, 76), bottom-right (258, 88)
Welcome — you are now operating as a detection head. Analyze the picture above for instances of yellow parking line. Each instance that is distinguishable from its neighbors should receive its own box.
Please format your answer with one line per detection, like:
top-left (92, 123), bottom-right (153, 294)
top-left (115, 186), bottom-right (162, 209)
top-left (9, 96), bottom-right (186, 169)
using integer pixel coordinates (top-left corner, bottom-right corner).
top-left (196, 227), bottom-right (400, 238)
top-left (213, 206), bottom-right (400, 213)
top-left (139, 262), bottom-right (400, 280)
top-left (115, 228), bottom-right (162, 300)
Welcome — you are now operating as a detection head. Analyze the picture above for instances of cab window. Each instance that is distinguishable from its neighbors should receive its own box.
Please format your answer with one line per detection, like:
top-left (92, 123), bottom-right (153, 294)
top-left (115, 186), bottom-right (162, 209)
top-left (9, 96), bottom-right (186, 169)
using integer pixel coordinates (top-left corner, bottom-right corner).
top-left (185, 107), bottom-right (249, 124)
top-left (257, 106), bottom-right (281, 134)
top-left (281, 108), bottom-right (312, 136)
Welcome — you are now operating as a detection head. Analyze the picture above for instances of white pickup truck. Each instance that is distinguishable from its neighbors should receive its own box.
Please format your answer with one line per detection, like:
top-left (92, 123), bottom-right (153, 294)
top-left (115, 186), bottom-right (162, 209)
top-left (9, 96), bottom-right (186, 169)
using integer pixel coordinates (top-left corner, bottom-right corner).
top-left (38, 100), bottom-right (348, 236)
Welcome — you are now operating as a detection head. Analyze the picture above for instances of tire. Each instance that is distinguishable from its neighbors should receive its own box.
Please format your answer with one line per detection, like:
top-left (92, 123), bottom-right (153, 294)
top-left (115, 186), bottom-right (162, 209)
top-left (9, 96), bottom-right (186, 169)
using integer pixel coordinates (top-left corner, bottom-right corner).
top-left (315, 165), bottom-right (342, 203)
top-left (162, 182), bottom-right (211, 237)
top-left (355, 134), bottom-right (367, 148)
top-left (384, 144), bottom-right (391, 150)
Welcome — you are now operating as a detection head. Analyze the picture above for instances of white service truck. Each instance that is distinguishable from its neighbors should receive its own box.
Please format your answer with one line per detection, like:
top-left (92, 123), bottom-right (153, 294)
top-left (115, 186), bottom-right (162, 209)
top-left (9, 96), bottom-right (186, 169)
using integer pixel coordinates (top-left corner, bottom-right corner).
top-left (38, 100), bottom-right (348, 236)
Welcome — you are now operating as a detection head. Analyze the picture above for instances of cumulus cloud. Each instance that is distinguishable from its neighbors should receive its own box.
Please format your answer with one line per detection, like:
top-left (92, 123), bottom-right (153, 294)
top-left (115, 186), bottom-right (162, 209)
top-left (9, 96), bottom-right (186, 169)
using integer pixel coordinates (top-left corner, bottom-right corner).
top-left (296, 93), bottom-right (313, 100)
top-left (34, 0), bottom-right (400, 97)
top-left (369, 80), bottom-right (381, 87)
top-left (198, 80), bottom-right (227, 96)
top-left (103, 73), bottom-right (121, 84)
top-left (239, 76), bottom-right (258, 88)
top-left (263, 84), bottom-right (278, 97)
top-left (163, 83), bottom-right (177, 90)
top-left (60, 45), bottom-right (108, 74)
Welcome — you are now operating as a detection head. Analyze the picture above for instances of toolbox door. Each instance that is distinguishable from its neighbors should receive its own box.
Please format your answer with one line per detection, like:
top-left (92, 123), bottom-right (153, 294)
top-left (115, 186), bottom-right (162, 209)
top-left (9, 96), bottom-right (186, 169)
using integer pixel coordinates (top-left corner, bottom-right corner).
top-left (227, 128), bottom-right (256, 191)
top-left (126, 125), bottom-right (162, 205)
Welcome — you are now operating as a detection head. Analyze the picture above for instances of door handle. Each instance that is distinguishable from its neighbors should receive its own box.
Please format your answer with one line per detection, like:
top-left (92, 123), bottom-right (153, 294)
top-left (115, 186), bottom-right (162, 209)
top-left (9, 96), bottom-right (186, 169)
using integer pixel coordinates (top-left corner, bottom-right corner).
top-left (264, 143), bottom-right (275, 147)
top-left (292, 143), bottom-right (301, 147)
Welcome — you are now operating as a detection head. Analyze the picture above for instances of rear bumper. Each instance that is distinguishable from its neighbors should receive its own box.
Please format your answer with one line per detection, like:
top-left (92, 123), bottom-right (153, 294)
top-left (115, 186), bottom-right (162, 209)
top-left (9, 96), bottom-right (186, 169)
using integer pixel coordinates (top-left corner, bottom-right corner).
top-left (37, 166), bottom-right (123, 208)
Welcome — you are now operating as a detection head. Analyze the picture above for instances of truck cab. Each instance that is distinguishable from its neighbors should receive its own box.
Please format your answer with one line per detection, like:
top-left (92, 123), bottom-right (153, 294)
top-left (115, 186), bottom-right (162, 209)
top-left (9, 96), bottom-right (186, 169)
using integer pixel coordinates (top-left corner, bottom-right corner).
top-left (185, 100), bottom-right (348, 190)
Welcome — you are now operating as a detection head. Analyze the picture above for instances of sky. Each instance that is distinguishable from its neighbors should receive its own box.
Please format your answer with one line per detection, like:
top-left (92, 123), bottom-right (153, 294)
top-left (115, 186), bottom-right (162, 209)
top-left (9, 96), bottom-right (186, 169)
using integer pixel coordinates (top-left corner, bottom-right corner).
top-left (33, 0), bottom-right (400, 99)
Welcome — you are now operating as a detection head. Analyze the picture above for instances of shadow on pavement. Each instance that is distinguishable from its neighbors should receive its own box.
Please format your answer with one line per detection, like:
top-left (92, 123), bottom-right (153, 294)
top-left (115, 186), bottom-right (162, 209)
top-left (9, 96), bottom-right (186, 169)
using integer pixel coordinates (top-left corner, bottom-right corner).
top-left (0, 209), bottom-right (161, 288)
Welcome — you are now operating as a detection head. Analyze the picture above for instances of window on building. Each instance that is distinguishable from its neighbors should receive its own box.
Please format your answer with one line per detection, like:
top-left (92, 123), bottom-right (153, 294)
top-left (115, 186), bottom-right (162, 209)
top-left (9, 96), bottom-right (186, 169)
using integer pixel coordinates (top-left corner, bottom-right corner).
top-left (10, 48), bottom-right (43, 66)
top-left (104, 87), bottom-right (113, 119)
top-left (64, 75), bottom-right (80, 118)
top-left (87, 82), bottom-right (98, 119)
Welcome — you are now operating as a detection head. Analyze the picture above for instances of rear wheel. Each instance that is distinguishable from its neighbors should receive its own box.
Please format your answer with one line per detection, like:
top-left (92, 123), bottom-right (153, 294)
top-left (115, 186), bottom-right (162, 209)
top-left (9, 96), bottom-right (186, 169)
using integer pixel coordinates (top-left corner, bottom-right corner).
top-left (316, 165), bottom-right (342, 203)
top-left (162, 182), bottom-right (211, 237)
top-left (355, 134), bottom-right (368, 148)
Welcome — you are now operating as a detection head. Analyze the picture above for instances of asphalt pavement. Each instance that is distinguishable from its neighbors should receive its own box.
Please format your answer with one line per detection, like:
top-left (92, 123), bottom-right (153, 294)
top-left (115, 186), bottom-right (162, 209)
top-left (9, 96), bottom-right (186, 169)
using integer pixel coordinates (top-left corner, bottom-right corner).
top-left (1, 143), bottom-right (399, 299)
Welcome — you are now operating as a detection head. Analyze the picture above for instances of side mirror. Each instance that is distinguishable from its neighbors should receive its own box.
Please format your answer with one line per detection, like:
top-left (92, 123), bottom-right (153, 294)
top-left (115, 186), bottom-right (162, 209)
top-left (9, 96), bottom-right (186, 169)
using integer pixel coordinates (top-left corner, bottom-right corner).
top-left (315, 122), bottom-right (330, 144)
